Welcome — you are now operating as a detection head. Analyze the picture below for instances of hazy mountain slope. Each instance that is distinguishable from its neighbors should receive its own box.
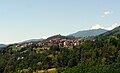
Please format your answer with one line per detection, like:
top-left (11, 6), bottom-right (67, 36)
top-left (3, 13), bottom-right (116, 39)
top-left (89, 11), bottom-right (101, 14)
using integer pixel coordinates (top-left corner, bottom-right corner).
top-left (20, 38), bottom-right (44, 43)
top-left (46, 34), bottom-right (75, 40)
top-left (0, 44), bottom-right (7, 48)
top-left (69, 29), bottom-right (108, 38)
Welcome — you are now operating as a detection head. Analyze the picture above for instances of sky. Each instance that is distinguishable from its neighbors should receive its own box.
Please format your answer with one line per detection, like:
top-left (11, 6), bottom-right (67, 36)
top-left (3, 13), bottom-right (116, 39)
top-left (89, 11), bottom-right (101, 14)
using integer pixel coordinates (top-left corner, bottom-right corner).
top-left (0, 0), bottom-right (120, 44)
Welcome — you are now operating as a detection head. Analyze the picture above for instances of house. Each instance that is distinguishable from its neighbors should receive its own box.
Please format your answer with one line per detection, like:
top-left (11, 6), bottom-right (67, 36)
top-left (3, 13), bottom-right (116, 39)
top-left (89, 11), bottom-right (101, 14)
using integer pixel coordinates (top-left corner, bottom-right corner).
top-left (73, 40), bottom-right (81, 46)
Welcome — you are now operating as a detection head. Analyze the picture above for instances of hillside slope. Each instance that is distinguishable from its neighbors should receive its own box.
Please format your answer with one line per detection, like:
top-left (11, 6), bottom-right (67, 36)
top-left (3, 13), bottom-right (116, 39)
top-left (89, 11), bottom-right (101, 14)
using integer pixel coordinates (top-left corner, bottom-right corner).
top-left (98, 26), bottom-right (120, 38)
top-left (69, 29), bottom-right (108, 38)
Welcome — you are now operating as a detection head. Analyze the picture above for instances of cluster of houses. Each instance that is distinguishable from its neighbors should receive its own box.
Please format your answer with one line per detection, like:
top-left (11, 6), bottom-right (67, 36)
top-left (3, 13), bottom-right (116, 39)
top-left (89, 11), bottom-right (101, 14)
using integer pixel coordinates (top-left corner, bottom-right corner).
top-left (46, 38), bottom-right (81, 46)
top-left (15, 38), bottom-right (81, 48)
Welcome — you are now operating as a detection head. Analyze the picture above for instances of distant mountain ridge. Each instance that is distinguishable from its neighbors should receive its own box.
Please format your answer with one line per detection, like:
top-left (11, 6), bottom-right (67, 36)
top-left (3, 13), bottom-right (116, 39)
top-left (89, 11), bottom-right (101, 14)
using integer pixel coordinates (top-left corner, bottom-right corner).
top-left (0, 44), bottom-right (7, 48)
top-left (0, 29), bottom-right (109, 45)
top-left (19, 38), bottom-right (44, 44)
top-left (68, 29), bottom-right (108, 38)
top-left (46, 34), bottom-right (75, 41)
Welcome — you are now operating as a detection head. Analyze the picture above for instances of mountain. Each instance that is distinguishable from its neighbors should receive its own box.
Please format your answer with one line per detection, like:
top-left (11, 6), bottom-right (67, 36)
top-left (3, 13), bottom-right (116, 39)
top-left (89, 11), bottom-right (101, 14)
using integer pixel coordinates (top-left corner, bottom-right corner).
top-left (98, 26), bottom-right (120, 37)
top-left (0, 44), bottom-right (7, 48)
top-left (68, 29), bottom-right (108, 38)
top-left (46, 34), bottom-right (75, 40)
top-left (20, 38), bottom-right (44, 43)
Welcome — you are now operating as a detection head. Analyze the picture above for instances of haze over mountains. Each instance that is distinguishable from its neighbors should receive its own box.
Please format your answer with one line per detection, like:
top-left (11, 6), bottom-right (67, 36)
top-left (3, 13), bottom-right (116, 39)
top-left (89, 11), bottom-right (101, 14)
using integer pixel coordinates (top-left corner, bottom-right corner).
top-left (0, 29), bottom-right (110, 46)
top-left (0, 26), bottom-right (120, 48)
top-left (19, 29), bottom-right (108, 44)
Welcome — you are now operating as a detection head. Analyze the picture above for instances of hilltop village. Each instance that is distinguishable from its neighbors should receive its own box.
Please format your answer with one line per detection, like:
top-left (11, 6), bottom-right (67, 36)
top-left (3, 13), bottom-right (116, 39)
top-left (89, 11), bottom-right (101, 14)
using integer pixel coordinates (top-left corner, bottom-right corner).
top-left (15, 38), bottom-right (81, 48)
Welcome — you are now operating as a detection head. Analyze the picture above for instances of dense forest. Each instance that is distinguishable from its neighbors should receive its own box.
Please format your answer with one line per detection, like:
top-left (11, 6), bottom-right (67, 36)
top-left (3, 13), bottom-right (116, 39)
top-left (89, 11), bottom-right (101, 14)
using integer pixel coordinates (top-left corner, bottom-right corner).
top-left (1, 27), bottom-right (120, 73)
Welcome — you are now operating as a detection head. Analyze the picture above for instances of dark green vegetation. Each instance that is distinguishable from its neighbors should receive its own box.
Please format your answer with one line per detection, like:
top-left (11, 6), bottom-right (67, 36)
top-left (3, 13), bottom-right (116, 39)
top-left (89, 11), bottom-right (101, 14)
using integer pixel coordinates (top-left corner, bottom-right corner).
top-left (1, 27), bottom-right (120, 73)
top-left (63, 37), bottom-right (120, 73)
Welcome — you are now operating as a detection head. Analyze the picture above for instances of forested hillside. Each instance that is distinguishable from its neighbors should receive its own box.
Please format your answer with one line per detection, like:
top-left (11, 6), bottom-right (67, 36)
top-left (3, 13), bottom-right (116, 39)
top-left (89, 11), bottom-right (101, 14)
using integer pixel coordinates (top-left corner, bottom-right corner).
top-left (1, 27), bottom-right (120, 73)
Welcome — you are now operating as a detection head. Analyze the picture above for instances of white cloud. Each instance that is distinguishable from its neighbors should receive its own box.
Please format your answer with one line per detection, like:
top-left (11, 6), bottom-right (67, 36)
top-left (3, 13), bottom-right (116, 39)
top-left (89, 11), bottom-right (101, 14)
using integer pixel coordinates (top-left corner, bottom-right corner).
top-left (101, 11), bottom-right (112, 17)
top-left (104, 11), bottom-right (112, 15)
top-left (91, 23), bottom-right (120, 30)
top-left (106, 23), bottom-right (119, 30)
top-left (91, 24), bottom-right (105, 29)
top-left (42, 36), bottom-right (48, 39)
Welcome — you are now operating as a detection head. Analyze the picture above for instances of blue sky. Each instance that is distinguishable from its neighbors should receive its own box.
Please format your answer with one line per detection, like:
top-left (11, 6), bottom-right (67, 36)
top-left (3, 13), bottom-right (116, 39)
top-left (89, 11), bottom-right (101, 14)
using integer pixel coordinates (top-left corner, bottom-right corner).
top-left (0, 0), bottom-right (120, 44)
